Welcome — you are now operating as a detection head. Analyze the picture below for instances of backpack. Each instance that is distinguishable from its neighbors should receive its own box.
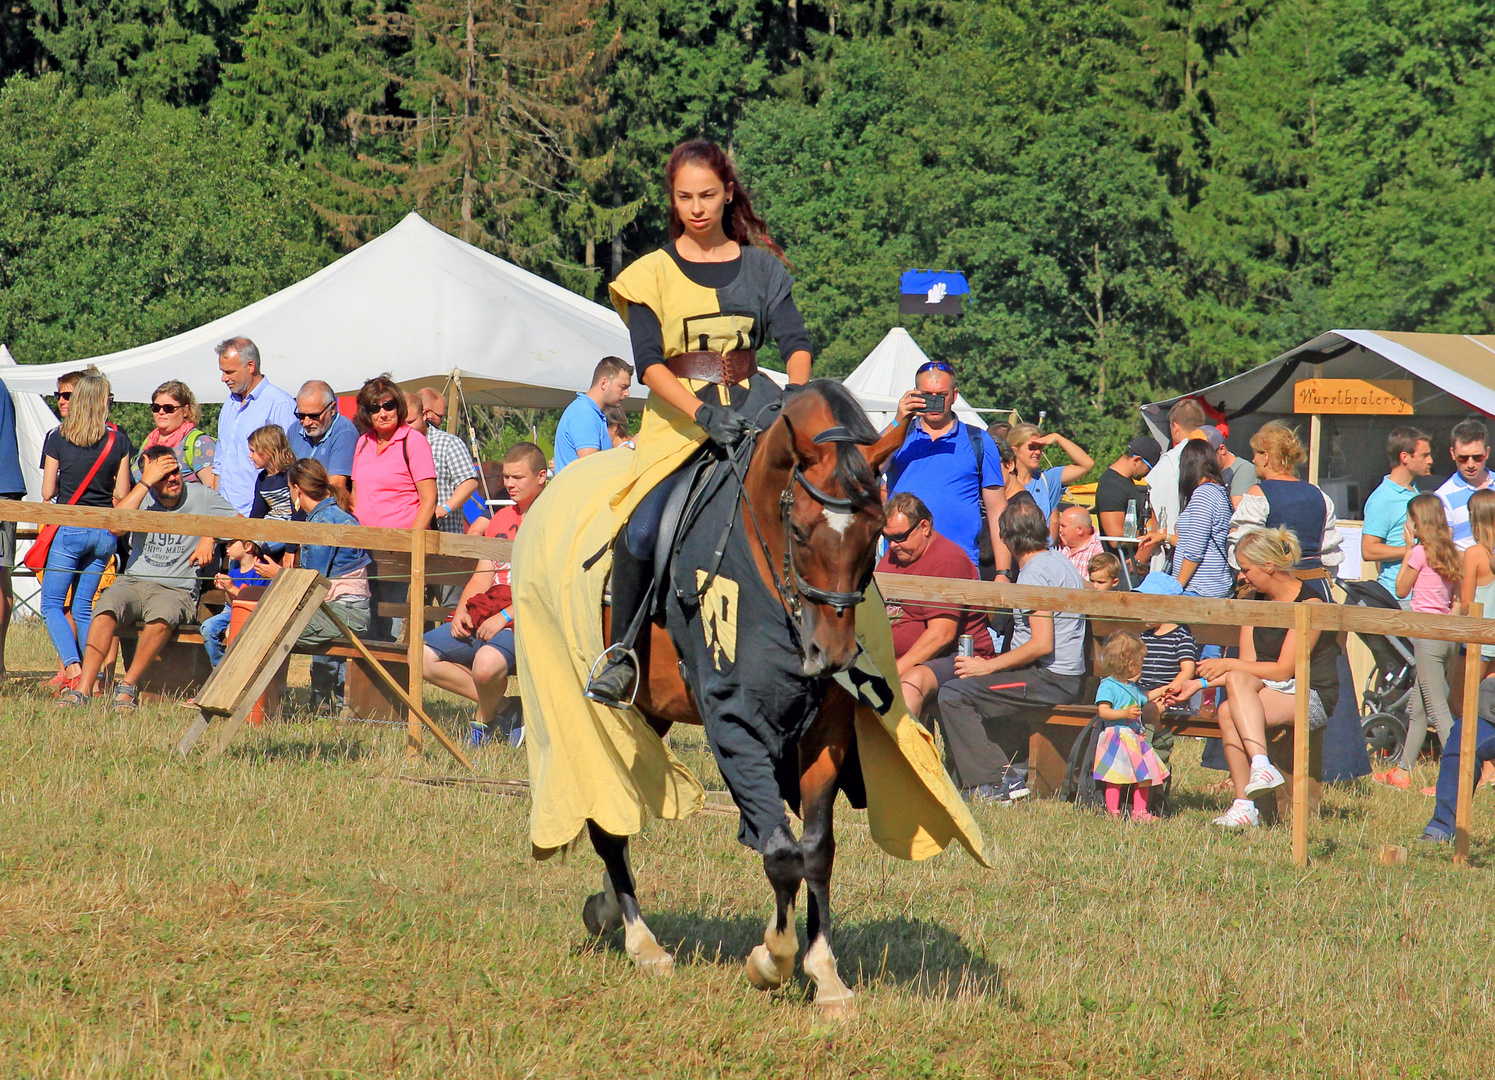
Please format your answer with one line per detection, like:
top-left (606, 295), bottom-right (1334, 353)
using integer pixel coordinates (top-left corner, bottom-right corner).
top-left (963, 423), bottom-right (997, 581)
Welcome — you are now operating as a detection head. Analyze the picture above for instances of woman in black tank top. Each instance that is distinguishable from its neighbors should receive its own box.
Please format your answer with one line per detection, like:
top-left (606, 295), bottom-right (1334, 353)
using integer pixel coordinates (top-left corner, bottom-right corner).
top-left (1163, 526), bottom-right (1338, 829)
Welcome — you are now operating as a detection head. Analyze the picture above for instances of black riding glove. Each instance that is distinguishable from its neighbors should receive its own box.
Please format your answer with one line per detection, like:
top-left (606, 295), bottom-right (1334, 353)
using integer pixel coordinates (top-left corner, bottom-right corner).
top-left (695, 402), bottom-right (752, 448)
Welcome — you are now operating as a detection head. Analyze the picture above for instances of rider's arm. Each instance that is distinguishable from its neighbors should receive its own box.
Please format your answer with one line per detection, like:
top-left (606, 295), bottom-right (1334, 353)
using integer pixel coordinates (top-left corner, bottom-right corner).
top-left (768, 295), bottom-right (812, 385)
top-left (629, 303), bottom-right (705, 421)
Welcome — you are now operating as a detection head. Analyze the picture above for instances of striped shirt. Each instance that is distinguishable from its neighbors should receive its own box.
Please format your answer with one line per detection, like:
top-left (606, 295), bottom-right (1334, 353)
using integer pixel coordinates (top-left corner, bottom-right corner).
top-left (1435, 470), bottom-right (1492, 551)
top-left (1170, 481), bottom-right (1234, 597)
top-left (1139, 625), bottom-right (1198, 691)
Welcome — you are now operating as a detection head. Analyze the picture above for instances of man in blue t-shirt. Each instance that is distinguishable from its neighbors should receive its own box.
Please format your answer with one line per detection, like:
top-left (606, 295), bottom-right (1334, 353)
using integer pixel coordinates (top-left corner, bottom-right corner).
top-left (884, 360), bottom-right (1006, 574)
top-left (288, 380), bottom-right (358, 496)
top-left (1362, 426), bottom-right (1432, 596)
top-left (554, 356), bottom-right (633, 472)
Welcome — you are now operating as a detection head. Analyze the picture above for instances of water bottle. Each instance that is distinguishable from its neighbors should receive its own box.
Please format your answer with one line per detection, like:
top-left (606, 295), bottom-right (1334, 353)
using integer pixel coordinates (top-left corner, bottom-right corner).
top-left (1123, 499), bottom-right (1138, 539)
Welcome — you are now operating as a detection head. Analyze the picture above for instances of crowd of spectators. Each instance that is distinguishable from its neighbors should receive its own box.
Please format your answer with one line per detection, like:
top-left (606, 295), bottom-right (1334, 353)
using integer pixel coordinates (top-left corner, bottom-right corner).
top-left (4, 335), bottom-right (1495, 836)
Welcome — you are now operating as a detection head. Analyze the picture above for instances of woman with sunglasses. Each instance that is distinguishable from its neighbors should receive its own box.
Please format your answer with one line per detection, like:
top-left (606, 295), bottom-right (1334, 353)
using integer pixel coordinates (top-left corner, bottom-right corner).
top-left (584, 138), bottom-right (813, 703)
top-left (349, 374), bottom-right (437, 531)
top-left (135, 380), bottom-right (216, 486)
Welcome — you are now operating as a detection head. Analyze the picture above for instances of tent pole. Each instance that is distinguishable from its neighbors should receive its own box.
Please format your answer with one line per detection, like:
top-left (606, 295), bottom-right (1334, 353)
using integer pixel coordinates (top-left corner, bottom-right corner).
top-left (1307, 364), bottom-right (1323, 486)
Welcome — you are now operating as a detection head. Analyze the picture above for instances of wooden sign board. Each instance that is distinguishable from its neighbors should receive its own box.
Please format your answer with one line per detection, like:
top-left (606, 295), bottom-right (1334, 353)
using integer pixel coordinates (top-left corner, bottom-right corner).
top-left (1293, 378), bottom-right (1413, 415)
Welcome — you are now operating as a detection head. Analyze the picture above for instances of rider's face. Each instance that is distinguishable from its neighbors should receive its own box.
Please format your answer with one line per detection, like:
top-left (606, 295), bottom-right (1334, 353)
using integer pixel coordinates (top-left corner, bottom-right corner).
top-left (673, 163), bottom-right (731, 241)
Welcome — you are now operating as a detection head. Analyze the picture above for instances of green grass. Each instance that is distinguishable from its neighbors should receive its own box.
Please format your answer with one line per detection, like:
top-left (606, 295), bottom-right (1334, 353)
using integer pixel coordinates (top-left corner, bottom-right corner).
top-left (1, 621), bottom-right (1493, 1078)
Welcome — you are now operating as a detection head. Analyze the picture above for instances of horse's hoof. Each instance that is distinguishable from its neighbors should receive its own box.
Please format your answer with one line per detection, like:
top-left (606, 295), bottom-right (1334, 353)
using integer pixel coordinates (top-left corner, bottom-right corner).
top-left (631, 945), bottom-right (675, 977)
top-left (582, 892), bottom-right (622, 936)
top-left (745, 944), bottom-right (788, 991)
top-left (815, 990), bottom-right (857, 1020)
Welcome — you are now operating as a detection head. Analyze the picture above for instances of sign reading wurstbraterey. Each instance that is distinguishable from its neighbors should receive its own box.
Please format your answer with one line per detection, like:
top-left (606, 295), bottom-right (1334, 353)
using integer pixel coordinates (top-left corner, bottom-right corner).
top-left (1293, 378), bottom-right (1414, 415)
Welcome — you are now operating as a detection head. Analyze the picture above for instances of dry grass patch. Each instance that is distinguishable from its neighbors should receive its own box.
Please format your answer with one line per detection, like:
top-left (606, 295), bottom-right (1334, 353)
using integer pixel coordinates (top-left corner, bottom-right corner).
top-left (0, 623), bottom-right (1493, 1077)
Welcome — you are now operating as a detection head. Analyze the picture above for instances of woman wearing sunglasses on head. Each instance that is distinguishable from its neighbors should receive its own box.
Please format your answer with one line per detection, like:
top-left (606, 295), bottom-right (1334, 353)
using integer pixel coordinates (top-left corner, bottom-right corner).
top-left (135, 380), bottom-right (216, 486)
top-left (349, 374), bottom-right (437, 531)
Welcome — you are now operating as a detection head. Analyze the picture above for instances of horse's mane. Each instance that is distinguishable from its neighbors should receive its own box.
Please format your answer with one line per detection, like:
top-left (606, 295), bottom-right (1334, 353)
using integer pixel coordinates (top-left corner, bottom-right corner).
top-left (787, 379), bottom-right (882, 508)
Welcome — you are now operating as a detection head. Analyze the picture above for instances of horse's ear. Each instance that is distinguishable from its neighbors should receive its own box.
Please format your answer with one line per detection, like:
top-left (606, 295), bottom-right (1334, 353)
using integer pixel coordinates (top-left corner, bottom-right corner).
top-left (861, 420), bottom-right (909, 473)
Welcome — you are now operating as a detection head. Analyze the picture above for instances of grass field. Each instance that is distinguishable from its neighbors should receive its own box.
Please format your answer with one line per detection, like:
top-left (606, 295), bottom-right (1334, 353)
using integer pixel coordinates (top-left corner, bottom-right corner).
top-left (1, 621), bottom-right (1493, 1078)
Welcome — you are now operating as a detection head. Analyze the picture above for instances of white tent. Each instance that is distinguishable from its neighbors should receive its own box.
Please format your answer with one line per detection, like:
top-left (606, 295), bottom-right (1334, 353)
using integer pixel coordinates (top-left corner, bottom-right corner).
top-left (0, 212), bottom-right (642, 410)
top-left (1140, 329), bottom-right (1495, 518)
top-left (843, 327), bottom-right (990, 428)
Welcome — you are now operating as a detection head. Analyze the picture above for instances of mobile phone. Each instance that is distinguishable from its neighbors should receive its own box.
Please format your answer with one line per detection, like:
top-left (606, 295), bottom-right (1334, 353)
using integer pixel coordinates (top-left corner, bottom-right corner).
top-left (921, 392), bottom-right (947, 414)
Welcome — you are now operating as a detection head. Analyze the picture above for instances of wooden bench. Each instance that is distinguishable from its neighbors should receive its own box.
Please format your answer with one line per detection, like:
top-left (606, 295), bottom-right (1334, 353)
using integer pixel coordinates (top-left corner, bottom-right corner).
top-left (1023, 619), bottom-right (1325, 823)
top-left (116, 548), bottom-right (496, 721)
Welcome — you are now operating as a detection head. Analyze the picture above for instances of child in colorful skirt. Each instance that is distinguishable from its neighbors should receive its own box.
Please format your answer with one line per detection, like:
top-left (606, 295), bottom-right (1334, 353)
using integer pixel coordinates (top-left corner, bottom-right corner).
top-left (1093, 631), bottom-right (1170, 822)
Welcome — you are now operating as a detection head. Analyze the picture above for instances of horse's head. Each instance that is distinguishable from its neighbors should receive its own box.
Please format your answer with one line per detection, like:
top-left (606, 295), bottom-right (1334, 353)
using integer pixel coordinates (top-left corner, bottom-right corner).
top-left (751, 380), bottom-right (903, 677)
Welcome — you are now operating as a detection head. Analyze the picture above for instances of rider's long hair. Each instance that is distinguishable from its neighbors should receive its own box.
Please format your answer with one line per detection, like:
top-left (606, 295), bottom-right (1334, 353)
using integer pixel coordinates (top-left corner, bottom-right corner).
top-left (665, 140), bottom-right (786, 263)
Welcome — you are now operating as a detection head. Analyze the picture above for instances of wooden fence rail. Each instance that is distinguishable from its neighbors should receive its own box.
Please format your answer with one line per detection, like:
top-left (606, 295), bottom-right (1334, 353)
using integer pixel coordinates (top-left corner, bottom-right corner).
top-left (3, 501), bottom-right (1490, 865)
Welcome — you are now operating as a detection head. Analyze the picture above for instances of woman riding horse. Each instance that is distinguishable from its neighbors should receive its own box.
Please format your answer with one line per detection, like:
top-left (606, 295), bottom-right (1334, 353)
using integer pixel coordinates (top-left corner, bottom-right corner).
top-left (513, 140), bottom-right (987, 1016)
top-left (585, 138), bottom-right (814, 705)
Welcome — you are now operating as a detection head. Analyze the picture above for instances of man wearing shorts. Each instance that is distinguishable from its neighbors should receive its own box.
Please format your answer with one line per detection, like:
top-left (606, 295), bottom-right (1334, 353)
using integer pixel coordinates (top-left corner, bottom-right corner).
top-left (422, 442), bottom-right (546, 746)
top-left (61, 446), bottom-right (239, 706)
top-left (879, 492), bottom-right (996, 720)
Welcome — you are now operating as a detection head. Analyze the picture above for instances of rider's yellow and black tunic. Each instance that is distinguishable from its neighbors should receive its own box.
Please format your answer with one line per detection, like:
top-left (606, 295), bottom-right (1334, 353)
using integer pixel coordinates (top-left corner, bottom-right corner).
top-left (606, 242), bottom-right (810, 523)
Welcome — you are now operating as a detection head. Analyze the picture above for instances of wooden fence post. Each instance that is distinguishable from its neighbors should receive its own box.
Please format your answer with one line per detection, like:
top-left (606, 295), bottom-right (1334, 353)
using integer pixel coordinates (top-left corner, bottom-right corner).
top-left (1292, 603), bottom-right (1312, 866)
top-left (1455, 601), bottom-right (1484, 866)
top-left (407, 528), bottom-right (426, 760)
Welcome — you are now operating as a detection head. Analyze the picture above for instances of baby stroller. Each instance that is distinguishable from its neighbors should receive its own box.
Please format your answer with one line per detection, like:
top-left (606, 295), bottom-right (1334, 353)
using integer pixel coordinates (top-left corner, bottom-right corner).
top-left (1338, 578), bottom-right (1423, 764)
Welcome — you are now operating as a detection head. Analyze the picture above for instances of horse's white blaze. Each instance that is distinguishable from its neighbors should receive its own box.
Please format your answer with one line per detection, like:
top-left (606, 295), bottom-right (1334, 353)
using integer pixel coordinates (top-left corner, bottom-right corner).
top-left (822, 508), bottom-right (855, 536)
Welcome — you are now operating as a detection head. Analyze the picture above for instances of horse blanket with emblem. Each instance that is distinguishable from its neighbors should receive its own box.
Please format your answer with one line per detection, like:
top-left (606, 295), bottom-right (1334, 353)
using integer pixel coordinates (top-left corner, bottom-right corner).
top-left (512, 401), bottom-right (990, 867)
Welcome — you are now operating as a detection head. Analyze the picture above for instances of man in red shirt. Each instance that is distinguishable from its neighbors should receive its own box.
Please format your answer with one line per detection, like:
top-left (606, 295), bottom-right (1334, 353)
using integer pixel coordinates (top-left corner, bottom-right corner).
top-left (422, 441), bottom-right (547, 747)
top-left (878, 492), bottom-right (996, 719)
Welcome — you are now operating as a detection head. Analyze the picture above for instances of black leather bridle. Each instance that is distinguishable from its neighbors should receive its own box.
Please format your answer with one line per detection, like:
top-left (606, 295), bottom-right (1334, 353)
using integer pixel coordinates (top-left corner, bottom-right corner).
top-left (773, 424), bottom-right (877, 618)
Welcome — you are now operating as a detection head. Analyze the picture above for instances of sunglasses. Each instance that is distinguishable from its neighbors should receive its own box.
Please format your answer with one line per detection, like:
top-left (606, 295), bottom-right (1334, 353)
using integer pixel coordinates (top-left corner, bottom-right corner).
top-left (372, 398), bottom-right (402, 415)
top-left (1456, 452), bottom-right (1488, 464)
top-left (55, 391), bottom-right (72, 402)
top-left (424, 409), bottom-right (446, 426)
top-left (1026, 441), bottom-right (1045, 452)
top-left (883, 524), bottom-right (917, 544)
top-left (149, 402), bottom-right (181, 414)
top-left (915, 361), bottom-right (955, 376)
top-left (295, 405), bottom-right (331, 421)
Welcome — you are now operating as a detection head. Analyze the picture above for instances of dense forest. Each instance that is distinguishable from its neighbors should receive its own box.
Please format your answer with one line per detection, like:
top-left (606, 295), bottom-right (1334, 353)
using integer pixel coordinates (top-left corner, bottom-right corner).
top-left (3, 0), bottom-right (1494, 458)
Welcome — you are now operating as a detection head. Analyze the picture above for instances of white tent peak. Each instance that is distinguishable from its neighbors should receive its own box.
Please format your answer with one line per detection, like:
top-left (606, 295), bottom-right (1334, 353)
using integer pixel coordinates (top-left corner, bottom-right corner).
top-left (0, 211), bottom-right (641, 409)
top-left (842, 327), bottom-right (988, 428)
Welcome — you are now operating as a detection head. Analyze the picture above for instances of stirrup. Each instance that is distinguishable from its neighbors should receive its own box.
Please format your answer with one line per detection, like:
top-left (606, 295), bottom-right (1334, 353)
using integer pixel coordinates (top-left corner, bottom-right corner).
top-left (584, 643), bottom-right (641, 708)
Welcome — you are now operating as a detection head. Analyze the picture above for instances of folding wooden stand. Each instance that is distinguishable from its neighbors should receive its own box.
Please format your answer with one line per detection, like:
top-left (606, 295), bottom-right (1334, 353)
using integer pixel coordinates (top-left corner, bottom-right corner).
top-left (174, 568), bottom-right (472, 770)
top-left (176, 569), bottom-right (331, 761)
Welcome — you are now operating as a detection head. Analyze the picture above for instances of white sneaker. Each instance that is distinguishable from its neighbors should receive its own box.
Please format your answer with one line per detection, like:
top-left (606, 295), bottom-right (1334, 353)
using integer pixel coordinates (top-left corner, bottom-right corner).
top-left (1211, 802), bottom-right (1262, 828)
top-left (1243, 762), bottom-right (1286, 796)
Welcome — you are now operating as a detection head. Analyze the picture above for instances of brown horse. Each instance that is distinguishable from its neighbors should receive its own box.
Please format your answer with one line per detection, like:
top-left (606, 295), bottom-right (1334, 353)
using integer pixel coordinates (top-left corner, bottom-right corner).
top-left (585, 380), bottom-right (905, 1015)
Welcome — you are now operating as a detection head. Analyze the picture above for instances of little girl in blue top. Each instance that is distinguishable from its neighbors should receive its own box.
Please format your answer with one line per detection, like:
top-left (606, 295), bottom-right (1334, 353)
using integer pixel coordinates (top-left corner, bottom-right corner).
top-left (1093, 631), bottom-right (1170, 822)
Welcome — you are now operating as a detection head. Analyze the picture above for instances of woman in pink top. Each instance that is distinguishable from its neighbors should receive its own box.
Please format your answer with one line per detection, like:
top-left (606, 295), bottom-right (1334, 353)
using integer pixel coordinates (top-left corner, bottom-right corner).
top-left (1379, 493), bottom-right (1462, 788)
top-left (349, 374), bottom-right (437, 529)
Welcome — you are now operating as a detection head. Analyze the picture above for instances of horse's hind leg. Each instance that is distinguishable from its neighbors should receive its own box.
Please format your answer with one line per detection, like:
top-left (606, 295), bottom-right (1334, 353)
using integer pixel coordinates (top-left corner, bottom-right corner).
top-left (584, 821), bottom-right (674, 976)
top-left (746, 824), bottom-right (803, 991)
top-left (799, 695), bottom-right (856, 1017)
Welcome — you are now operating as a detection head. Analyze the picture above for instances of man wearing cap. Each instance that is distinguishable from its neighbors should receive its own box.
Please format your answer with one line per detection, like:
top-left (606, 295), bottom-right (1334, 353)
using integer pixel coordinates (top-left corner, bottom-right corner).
top-left (1210, 427), bottom-right (1256, 508)
top-left (887, 360), bottom-right (1009, 578)
top-left (1094, 436), bottom-right (1160, 578)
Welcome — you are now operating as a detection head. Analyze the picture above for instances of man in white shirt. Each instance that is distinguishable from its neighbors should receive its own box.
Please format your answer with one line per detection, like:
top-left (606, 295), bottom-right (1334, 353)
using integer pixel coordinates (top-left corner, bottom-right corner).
top-left (1435, 418), bottom-right (1492, 550)
top-left (1143, 397), bottom-right (1207, 568)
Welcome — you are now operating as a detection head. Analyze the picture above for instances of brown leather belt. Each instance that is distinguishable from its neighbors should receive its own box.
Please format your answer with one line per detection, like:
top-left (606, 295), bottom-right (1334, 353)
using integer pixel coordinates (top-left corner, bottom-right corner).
top-left (1293, 567), bottom-right (1330, 581)
top-left (666, 349), bottom-right (758, 386)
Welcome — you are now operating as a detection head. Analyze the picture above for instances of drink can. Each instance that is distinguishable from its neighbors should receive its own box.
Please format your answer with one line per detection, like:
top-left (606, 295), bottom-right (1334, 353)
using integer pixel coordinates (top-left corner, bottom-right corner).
top-left (957, 634), bottom-right (975, 658)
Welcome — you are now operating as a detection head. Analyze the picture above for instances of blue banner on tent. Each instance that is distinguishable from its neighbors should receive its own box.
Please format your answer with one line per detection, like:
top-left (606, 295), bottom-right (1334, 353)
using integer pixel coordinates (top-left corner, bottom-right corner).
top-left (900, 269), bottom-right (968, 315)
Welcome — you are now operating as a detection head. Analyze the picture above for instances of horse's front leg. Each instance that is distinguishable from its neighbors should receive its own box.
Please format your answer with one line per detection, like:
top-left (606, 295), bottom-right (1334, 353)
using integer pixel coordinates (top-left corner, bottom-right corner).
top-left (584, 821), bottom-right (674, 975)
top-left (799, 694), bottom-right (856, 1017)
top-left (747, 823), bottom-right (803, 991)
